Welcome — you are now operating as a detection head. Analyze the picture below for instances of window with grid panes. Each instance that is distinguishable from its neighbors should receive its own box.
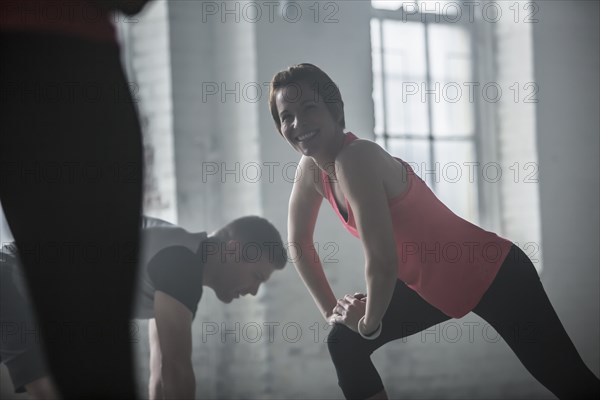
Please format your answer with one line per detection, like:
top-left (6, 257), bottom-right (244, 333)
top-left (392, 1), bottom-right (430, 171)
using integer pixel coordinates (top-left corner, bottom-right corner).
top-left (371, 0), bottom-right (479, 224)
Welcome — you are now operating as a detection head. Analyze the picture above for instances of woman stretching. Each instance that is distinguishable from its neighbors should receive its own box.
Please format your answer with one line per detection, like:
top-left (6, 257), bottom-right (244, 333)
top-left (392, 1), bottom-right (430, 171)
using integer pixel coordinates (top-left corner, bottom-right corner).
top-left (268, 63), bottom-right (600, 399)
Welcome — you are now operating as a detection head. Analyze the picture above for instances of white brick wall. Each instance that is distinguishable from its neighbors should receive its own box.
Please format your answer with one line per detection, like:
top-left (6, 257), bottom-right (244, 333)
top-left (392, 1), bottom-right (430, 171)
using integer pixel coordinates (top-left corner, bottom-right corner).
top-left (494, 1), bottom-right (543, 272)
top-left (117, 0), bottom-right (177, 224)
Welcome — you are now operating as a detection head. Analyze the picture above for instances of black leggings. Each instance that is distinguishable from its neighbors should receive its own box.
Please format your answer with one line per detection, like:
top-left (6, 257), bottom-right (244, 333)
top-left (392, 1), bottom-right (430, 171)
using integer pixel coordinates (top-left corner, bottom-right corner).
top-left (0, 33), bottom-right (142, 398)
top-left (327, 244), bottom-right (600, 399)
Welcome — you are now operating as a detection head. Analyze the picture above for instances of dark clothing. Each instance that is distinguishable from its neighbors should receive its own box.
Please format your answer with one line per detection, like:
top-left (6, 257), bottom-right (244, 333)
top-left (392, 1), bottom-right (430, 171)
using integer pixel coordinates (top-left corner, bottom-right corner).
top-left (147, 246), bottom-right (204, 317)
top-left (0, 31), bottom-right (143, 397)
top-left (133, 218), bottom-right (207, 319)
top-left (0, 0), bottom-right (117, 43)
top-left (327, 244), bottom-right (600, 399)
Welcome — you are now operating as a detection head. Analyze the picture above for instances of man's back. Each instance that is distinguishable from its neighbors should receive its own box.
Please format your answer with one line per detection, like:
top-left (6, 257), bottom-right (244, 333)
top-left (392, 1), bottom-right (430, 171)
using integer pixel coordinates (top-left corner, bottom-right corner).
top-left (134, 217), bottom-right (208, 319)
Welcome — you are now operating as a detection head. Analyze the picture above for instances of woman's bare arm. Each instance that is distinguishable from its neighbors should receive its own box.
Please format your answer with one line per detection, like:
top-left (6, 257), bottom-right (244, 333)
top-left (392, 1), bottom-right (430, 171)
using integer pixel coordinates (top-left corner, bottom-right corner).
top-left (288, 156), bottom-right (337, 321)
top-left (148, 319), bottom-right (163, 400)
top-left (335, 141), bottom-right (399, 333)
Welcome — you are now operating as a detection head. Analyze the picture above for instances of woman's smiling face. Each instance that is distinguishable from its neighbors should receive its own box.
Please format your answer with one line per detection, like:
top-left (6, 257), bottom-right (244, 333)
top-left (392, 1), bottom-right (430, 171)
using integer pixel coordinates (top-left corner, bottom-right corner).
top-left (275, 81), bottom-right (342, 157)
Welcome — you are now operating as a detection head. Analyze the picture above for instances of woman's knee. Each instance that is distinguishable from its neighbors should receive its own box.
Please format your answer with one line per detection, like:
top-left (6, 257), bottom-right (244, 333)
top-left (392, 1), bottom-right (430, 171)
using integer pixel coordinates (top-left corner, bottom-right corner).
top-left (327, 323), bottom-right (367, 364)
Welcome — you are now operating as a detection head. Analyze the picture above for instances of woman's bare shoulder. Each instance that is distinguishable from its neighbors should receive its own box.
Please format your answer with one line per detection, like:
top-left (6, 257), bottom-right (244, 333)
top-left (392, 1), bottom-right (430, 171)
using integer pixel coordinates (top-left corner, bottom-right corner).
top-left (337, 137), bottom-right (409, 196)
top-left (337, 138), bottom-right (391, 169)
top-left (297, 155), bottom-right (325, 197)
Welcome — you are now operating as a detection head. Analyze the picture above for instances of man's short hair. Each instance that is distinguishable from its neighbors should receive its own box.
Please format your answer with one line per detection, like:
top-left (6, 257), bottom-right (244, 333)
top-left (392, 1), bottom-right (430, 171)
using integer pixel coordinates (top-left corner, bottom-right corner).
top-left (215, 216), bottom-right (287, 269)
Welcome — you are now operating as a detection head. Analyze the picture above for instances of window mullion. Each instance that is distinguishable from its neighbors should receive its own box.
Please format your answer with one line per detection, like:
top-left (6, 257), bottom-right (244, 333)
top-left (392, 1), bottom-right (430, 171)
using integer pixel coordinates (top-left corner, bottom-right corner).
top-left (424, 21), bottom-right (436, 190)
top-left (379, 18), bottom-right (389, 150)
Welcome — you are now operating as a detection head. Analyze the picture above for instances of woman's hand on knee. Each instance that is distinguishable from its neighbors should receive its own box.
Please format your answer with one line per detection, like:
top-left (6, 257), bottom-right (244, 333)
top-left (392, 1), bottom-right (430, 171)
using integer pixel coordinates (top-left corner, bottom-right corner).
top-left (330, 294), bottom-right (367, 333)
top-left (353, 292), bottom-right (367, 301)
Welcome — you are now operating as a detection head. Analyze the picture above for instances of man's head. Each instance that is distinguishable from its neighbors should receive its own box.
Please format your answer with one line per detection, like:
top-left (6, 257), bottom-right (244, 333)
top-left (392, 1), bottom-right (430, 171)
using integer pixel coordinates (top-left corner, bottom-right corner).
top-left (202, 216), bottom-right (287, 303)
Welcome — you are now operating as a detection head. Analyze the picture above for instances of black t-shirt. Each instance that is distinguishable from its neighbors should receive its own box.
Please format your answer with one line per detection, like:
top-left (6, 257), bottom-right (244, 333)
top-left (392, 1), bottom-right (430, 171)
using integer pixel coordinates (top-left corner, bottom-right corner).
top-left (147, 245), bottom-right (204, 318)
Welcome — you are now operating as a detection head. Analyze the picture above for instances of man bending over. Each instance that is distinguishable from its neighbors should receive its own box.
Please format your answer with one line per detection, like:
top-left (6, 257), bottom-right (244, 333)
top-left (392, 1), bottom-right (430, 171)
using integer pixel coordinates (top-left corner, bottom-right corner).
top-left (0, 215), bottom-right (287, 399)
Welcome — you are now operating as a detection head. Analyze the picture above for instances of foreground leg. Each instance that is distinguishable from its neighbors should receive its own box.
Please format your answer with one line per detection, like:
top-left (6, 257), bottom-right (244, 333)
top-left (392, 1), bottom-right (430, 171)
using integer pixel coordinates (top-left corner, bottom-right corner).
top-left (0, 33), bottom-right (143, 398)
top-left (473, 244), bottom-right (600, 399)
top-left (327, 280), bottom-right (450, 399)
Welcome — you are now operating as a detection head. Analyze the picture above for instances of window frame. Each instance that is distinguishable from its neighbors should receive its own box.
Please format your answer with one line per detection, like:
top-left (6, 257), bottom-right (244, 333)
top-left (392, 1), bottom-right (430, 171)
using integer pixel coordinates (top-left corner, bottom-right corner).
top-left (370, 1), bottom-right (502, 231)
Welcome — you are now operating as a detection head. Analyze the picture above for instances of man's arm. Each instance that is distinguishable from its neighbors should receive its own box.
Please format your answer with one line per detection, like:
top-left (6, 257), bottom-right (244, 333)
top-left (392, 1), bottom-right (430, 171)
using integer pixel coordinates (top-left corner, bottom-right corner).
top-left (148, 319), bottom-right (163, 400)
top-left (288, 156), bottom-right (337, 322)
top-left (153, 291), bottom-right (195, 399)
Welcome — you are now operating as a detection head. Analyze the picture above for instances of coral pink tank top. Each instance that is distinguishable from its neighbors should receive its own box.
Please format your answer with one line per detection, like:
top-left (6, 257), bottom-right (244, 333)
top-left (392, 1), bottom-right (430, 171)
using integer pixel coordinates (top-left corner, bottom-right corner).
top-left (321, 132), bottom-right (513, 318)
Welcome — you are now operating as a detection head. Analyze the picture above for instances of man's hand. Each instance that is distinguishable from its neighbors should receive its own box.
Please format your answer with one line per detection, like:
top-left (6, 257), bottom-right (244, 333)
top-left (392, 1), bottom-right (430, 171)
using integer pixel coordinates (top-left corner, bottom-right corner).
top-left (330, 293), bottom-right (367, 332)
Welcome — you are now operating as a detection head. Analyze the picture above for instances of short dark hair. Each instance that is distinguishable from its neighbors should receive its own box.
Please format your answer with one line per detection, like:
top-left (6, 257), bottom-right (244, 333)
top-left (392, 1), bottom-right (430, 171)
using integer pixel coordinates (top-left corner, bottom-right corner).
top-left (268, 63), bottom-right (345, 136)
top-left (215, 216), bottom-right (287, 269)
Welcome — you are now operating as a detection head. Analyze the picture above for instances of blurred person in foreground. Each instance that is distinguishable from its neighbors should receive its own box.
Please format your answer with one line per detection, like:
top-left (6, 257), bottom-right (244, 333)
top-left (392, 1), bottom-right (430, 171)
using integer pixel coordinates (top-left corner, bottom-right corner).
top-left (1, 1), bottom-right (152, 397)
